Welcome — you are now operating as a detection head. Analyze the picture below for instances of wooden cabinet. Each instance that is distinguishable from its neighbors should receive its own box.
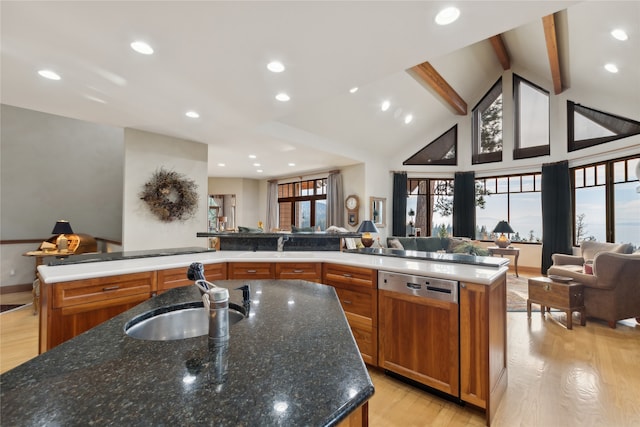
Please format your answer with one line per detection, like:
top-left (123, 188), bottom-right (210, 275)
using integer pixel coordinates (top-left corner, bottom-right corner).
top-left (228, 262), bottom-right (275, 279)
top-left (378, 289), bottom-right (459, 396)
top-left (157, 263), bottom-right (227, 294)
top-left (459, 277), bottom-right (508, 426)
top-left (41, 271), bottom-right (156, 352)
top-left (322, 264), bottom-right (378, 365)
top-left (275, 262), bottom-right (321, 282)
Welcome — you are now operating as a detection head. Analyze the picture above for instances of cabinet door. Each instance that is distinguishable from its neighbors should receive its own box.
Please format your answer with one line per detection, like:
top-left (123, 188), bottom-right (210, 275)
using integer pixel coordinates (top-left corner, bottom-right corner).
top-left (228, 262), bottom-right (275, 279)
top-left (459, 278), bottom-right (507, 426)
top-left (275, 262), bottom-right (321, 282)
top-left (53, 272), bottom-right (155, 308)
top-left (323, 264), bottom-right (378, 365)
top-left (157, 263), bottom-right (227, 294)
top-left (378, 289), bottom-right (459, 396)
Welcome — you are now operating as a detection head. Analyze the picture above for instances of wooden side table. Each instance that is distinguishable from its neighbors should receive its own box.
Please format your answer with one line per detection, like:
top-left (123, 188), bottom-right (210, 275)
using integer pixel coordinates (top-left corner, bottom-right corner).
top-left (527, 277), bottom-right (585, 329)
top-left (487, 246), bottom-right (520, 277)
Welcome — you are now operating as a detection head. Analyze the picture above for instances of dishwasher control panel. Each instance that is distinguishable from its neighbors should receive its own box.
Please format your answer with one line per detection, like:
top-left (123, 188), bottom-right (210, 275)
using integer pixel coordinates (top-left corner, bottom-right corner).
top-left (378, 271), bottom-right (458, 303)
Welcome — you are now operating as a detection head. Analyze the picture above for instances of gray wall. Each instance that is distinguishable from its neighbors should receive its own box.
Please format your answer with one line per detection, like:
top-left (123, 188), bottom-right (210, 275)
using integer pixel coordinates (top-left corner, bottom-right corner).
top-left (1, 104), bottom-right (124, 287)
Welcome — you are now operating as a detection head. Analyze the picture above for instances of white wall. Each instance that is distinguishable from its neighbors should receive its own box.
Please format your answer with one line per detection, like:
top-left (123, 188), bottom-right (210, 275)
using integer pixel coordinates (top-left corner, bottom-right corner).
top-left (1, 104), bottom-right (124, 288)
top-left (123, 129), bottom-right (208, 251)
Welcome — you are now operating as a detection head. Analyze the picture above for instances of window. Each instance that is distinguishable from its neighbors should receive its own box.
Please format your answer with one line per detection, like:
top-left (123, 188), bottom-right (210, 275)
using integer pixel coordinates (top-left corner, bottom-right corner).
top-left (475, 173), bottom-right (542, 243)
top-left (513, 74), bottom-right (550, 159)
top-left (568, 101), bottom-right (640, 152)
top-left (407, 178), bottom-right (454, 237)
top-left (572, 156), bottom-right (639, 249)
top-left (277, 178), bottom-right (327, 231)
top-left (472, 78), bottom-right (503, 164)
top-left (403, 125), bottom-right (457, 166)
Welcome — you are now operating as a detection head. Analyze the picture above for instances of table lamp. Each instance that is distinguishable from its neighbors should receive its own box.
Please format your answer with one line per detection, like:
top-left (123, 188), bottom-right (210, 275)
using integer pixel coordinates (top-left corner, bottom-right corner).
top-left (357, 220), bottom-right (379, 248)
top-left (218, 216), bottom-right (228, 231)
top-left (52, 220), bottom-right (74, 252)
top-left (492, 220), bottom-right (514, 248)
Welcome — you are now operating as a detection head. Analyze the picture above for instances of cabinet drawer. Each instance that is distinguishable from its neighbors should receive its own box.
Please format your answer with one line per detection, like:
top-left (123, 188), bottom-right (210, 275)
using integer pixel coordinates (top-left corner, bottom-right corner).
top-left (335, 287), bottom-right (372, 318)
top-left (275, 262), bottom-right (321, 281)
top-left (157, 263), bottom-right (227, 293)
top-left (228, 262), bottom-right (275, 279)
top-left (53, 272), bottom-right (155, 309)
top-left (323, 264), bottom-right (377, 290)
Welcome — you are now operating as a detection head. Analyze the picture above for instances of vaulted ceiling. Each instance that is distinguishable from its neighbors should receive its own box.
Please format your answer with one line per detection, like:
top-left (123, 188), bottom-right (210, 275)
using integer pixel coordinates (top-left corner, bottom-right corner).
top-left (2, 1), bottom-right (637, 178)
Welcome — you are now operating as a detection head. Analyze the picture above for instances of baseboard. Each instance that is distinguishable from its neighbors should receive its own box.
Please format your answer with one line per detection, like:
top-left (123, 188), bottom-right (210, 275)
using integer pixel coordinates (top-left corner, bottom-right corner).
top-left (0, 283), bottom-right (32, 294)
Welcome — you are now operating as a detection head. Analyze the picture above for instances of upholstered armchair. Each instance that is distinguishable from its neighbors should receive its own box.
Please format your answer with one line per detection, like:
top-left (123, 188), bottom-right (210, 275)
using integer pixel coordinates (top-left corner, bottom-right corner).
top-left (549, 244), bottom-right (639, 328)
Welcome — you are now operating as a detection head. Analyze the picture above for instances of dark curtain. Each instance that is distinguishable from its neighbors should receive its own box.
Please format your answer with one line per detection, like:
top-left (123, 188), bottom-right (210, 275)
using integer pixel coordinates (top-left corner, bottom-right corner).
top-left (452, 171), bottom-right (475, 238)
top-left (541, 160), bottom-right (573, 274)
top-left (392, 172), bottom-right (407, 237)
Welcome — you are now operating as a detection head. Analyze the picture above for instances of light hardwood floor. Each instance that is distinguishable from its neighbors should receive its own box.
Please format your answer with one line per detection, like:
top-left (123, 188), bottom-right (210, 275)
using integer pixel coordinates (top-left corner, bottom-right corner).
top-left (1, 291), bottom-right (639, 426)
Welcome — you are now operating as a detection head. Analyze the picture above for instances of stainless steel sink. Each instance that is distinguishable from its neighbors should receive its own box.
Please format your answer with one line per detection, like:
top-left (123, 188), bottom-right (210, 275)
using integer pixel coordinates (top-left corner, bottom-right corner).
top-left (125, 301), bottom-right (245, 341)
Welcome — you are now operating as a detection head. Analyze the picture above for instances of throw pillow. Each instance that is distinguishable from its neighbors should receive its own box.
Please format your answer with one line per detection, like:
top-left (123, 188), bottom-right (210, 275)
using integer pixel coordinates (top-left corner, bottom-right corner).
top-left (583, 262), bottom-right (593, 274)
top-left (238, 226), bottom-right (263, 233)
top-left (388, 238), bottom-right (404, 250)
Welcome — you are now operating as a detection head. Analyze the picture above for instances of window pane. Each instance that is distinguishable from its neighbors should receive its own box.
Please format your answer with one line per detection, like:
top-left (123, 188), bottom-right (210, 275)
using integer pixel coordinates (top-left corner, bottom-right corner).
top-left (585, 167), bottom-right (596, 186)
top-left (575, 169), bottom-right (584, 188)
top-left (613, 161), bottom-right (626, 183)
top-left (480, 94), bottom-right (503, 154)
top-left (596, 164), bottom-right (606, 185)
top-left (575, 186), bottom-right (606, 243)
top-left (315, 199), bottom-right (326, 230)
top-left (518, 81), bottom-right (549, 148)
top-left (535, 174), bottom-right (541, 191)
top-left (509, 176), bottom-right (521, 192)
top-left (522, 175), bottom-right (534, 192)
top-left (476, 193), bottom-right (508, 240)
top-left (279, 202), bottom-right (292, 231)
top-left (509, 193), bottom-right (542, 242)
top-left (628, 158), bottom-right (639, 181)
top-left (296, 201), bottom-right (311, 227)
top-left (614, 181), bottom-right (640, 249)
top-left (574, 111), bottom-right (615, 140)
top-left (497, 177), bottom-right (508, 193)
top-left (485, 178), bottom-right (496, 194)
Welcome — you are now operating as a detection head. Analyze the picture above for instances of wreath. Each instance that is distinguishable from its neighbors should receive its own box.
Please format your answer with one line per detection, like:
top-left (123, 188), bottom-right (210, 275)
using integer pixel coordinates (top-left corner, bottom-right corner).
top-left (140, 168), bottom-right (199, 222)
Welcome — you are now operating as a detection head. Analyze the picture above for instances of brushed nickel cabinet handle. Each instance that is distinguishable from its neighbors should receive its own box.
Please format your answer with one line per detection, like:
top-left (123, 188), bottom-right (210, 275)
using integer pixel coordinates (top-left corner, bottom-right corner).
top-left (342, 300), bottom-right (352, 305)
top-left (342, 273), bottom-right (352, 278)
top-left (293, 269), bottom-right (304, 273)
top-left (246, 269), bottom-right (257, 273)
top-left (102, 286), bottom-right (120, 291)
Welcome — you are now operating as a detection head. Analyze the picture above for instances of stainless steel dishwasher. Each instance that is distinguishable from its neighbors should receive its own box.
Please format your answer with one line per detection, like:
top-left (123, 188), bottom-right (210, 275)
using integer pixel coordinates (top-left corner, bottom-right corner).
top-left (378, 271), bottom-right (460, 398)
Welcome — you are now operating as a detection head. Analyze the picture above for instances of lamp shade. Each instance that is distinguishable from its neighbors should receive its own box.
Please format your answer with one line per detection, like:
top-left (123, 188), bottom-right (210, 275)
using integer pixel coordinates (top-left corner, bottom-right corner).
top-left (492, 220), bottom-right (514, 234)
top-left (357, 220), bottom-right (379, 234)
top-left (51, 220), bottom-right (73, 235)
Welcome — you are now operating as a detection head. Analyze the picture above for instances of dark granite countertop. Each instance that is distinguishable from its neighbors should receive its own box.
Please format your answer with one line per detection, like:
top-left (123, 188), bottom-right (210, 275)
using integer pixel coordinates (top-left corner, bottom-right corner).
top-left (0, 281), bottom-right (373, 426)
top-left (345, 247), bottom-right (509, 268)
top-left (196, 231), bottom-right (362, 238)
top-left (45, 246), bottom-right (212, 266)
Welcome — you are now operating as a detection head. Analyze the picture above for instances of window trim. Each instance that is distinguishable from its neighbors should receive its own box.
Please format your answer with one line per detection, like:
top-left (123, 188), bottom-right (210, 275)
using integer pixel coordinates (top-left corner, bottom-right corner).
top-left (513, 74), bottom-right (550, 159)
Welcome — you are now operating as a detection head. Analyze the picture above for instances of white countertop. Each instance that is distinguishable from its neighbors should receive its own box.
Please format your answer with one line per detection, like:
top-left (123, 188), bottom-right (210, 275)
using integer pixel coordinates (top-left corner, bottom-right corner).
top-left (38, 251), bottom-right (508, 285)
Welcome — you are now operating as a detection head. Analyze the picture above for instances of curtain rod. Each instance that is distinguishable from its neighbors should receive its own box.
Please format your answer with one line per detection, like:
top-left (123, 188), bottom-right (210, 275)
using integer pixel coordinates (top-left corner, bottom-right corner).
top-left (269, 169), bottom-right (341, 183)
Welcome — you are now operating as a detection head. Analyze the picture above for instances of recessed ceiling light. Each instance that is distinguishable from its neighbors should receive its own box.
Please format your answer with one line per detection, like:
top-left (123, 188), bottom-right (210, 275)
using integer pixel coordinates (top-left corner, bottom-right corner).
top-left (404, 114), bottom-right (413, 124)
top-left (604, 63), bottom-right (619, 73)
top-left (276, 93), bottom-right (290, 102)
top-left (257, 169), bottom-right (263, 173)
top-left (435, 7), bottom-right (460, 25)
top-left (217, 163), bottom-right (226, 167)
top-left (130, 41), bottom-right (154, 55)
top-left (38, 69), bottom-right (61, 80)
top-left (249, 154), bottom-right (257, 159)
top-left (267, 61), bottom-right (285, 73)
top-left (381, 100), bottom-right (390, 111)
top-left (253, 163), bottom-right (261, 167)
top-left (611, 29), bottom-right (628, 41)
top-left (349, 87), bottom-right (358, 93)
top-left (185, 111), bottom-right (200, 118)
top-left (288, 163), bottom-right (295, 167)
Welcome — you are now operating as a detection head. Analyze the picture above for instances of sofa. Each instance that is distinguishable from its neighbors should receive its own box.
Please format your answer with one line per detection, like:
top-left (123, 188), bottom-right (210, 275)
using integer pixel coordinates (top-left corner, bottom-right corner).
top-left (386, 236), bottom-right (489, 256)
top-left (548, 241), bottom-right (638, 327)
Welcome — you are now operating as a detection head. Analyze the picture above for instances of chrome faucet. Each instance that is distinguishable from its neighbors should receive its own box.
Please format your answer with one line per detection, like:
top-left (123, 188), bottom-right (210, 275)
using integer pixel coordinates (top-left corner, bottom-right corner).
top-left (197, 280), bottom-right (230, 344)
top-left (277, 235), bottom-right (290, 252)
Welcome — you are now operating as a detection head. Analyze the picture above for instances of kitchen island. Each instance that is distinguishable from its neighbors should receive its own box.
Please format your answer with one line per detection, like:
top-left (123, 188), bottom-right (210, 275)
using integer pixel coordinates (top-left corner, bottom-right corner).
top-left (33, 249), bottom-right (508, 426)
top-left (0, 280), bottom-right (373, 426)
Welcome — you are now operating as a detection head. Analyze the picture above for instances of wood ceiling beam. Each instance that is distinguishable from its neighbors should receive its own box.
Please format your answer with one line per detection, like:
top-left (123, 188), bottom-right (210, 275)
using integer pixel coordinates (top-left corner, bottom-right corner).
top-left (410, 62), bottom-right (467, 115)
top-left (542, 13), bottom-right (563, 94)
top-left (489, 34), bottom-right (510, 70)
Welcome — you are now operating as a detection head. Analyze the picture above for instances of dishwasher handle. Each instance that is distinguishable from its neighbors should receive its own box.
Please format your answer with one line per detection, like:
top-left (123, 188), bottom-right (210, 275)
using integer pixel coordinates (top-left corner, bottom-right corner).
top-left (406, 282), bottom-right (421, 290)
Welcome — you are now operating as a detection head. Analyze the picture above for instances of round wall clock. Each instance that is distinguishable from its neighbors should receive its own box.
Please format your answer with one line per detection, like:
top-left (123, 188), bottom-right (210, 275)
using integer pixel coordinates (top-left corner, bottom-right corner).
top-left (346, 195), bottom-right (359, 226)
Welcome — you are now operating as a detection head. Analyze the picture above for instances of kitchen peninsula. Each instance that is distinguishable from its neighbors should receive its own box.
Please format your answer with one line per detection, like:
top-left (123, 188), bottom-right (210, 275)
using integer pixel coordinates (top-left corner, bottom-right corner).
top-left (32, 248), bottom-right (508, 426)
